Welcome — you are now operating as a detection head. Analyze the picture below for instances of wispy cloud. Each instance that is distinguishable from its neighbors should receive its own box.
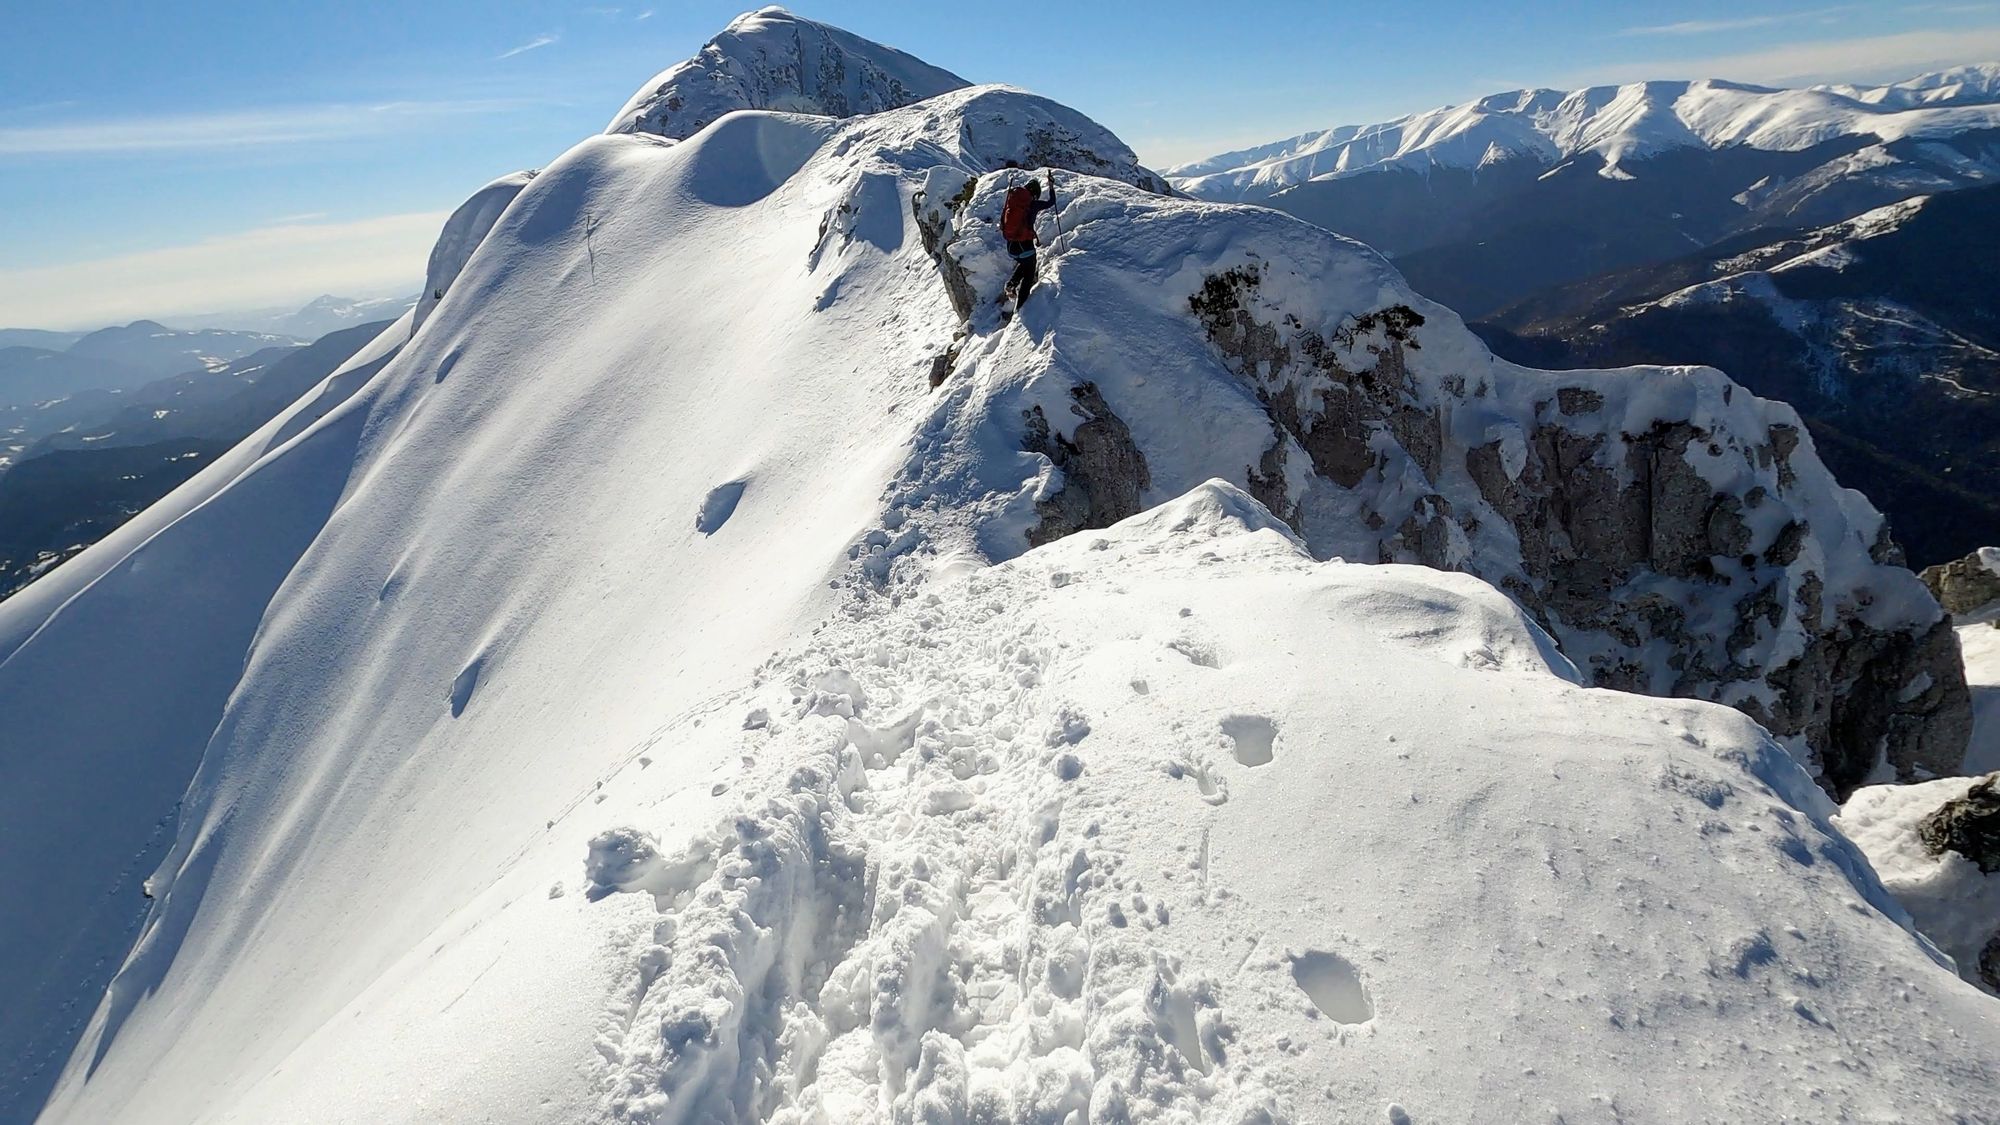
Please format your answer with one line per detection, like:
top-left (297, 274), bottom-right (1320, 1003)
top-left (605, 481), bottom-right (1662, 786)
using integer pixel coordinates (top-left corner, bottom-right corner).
top-left (1616, 6), bottom-right (1848, 36)
top-left (1570, 26), bottom-right (2000, 86)
top-left (497, 33), bottom-right (558, 59)
top-left (0, 100), bottom-right (521, 157)
top-left (636, 9), bottom-right (655, 19)
top-left (0, 99), bottom-right (82, 120)
top-left (0, 211), bottom-right (449, 330)
top-left (1620, 6), bottom-right (1855, 37)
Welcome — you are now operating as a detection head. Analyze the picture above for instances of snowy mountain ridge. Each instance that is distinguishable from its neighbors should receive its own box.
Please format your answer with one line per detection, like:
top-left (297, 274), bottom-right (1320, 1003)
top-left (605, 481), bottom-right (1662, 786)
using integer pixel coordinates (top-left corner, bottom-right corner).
top-left (1170, 65), bottom-right (2000, 200)
top-left (3, 13), bottom-right (1996, 1124)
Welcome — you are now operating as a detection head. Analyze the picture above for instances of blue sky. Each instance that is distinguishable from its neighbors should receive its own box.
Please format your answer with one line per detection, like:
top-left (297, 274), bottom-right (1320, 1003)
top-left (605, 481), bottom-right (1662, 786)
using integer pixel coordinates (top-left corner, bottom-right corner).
top-left (5, 0), bottom-right (1999, 329)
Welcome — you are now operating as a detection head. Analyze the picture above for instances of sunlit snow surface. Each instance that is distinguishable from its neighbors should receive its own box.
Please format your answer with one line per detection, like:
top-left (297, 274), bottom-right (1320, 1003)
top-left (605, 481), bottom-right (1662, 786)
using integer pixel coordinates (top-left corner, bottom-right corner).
top-left (2, 72), bottom-right (1995, 1125)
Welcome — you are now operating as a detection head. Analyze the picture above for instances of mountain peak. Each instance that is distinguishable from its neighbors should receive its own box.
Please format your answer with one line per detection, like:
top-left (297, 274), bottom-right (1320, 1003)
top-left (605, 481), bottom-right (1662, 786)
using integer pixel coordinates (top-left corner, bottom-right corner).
top-left (605, 7), bottom-right (970, 139)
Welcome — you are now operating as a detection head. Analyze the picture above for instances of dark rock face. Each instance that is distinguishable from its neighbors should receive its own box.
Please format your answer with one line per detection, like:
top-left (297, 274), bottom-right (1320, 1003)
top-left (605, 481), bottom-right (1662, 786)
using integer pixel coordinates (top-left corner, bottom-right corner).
top-left (1022, 384), bottom-right (1151, 546)
top-left (1918, 774), bottom-right (2000, 874)
top-left (1185, 265), bottom-right (1969, 797)
top-left (1921, 551), bottom-right (2000, 617)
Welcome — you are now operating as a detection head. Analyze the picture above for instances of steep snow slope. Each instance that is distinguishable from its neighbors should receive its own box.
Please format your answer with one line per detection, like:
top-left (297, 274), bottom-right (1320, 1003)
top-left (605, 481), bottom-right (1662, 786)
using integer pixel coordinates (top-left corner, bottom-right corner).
top-left (1170, 68), bottom-right (2000, 199)
top-left (4, 34), bottom-right (1990, 1125)
top-left (0, 312), bottom-right (410, 1118)
top-left (607, 6), bottom-right (969, 140)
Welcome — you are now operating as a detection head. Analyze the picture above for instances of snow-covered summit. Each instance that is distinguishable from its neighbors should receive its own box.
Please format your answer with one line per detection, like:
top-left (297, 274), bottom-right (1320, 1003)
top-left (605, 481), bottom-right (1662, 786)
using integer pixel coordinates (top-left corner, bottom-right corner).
top-left (1171, 66), bottom-right (2000, 199)
top-left (606, 6), bottom-right (970, 139)
top-left (2, 16), bottom-right (1991, 1124)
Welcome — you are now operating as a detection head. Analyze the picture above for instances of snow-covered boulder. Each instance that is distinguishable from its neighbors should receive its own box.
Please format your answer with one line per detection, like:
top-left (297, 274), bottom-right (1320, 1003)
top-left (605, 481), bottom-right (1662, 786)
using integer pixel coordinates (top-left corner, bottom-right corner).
top-left (606, 6), bottom-right (970, 140)
top-left (1838, 772), bottom-right (2000, 994)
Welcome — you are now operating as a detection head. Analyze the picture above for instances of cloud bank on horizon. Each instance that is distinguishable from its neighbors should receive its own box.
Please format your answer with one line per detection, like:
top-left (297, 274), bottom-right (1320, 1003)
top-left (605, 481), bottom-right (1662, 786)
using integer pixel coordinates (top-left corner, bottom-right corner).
top-left (0, 212), bottom-right (442, 330)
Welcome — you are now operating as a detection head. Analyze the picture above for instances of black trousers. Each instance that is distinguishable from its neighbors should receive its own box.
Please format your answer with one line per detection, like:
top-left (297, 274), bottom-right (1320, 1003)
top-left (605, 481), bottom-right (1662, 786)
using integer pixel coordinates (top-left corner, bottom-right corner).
top-left (1006, 241), bottom-right (1039, 302)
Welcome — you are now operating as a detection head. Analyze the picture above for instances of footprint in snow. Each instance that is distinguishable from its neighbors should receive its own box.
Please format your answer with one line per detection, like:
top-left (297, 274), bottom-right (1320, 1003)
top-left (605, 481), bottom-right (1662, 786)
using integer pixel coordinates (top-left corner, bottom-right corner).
top-left (1291, 949), bottom-right (1374, 1025)
top-left (1220, 714), bottom-right (1276, 767)
top-left (450, 655), bottom-right (486, 717)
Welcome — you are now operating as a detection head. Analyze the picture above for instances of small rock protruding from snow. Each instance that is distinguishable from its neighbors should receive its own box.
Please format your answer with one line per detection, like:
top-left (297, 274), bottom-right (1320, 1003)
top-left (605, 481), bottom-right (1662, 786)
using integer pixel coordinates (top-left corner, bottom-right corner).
top-left (1919, 774), bottom-right (2000, 873)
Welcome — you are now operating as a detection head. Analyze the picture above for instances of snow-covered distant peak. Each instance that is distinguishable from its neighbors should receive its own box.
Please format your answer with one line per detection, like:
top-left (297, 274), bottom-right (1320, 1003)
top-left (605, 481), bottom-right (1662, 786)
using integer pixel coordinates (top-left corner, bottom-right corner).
top-left (1171, 67), bottom-right (2000, 200)
top-left (606, 6), bottom-right (970, 140)
top-left (1818, 63), bottom-right (2000, 109)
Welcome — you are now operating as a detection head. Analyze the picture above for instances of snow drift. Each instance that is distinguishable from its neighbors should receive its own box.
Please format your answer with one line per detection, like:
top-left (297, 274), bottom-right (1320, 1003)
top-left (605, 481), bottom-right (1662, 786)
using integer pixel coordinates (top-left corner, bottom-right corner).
top-left (2, 12), bottom-right (1994, 1124)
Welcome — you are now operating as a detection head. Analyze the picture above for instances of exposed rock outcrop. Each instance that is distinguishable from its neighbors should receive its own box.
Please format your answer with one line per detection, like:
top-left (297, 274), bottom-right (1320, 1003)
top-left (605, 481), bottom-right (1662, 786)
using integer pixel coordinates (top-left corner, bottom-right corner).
top-left (1920, 773), bottom-right (2000, 873)
top-left (1022, 384), bottom-right (1151, 545)
top-left (1184, 263), bottom-right (1968, 797)
top-left (1921, 549), bottom-right (2000, 617)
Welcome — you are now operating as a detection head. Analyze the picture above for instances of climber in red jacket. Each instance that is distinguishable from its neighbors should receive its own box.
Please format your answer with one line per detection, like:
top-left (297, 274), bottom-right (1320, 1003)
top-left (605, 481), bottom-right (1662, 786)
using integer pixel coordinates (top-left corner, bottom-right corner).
top-left (1000, 172), bottom-right (1059, 307)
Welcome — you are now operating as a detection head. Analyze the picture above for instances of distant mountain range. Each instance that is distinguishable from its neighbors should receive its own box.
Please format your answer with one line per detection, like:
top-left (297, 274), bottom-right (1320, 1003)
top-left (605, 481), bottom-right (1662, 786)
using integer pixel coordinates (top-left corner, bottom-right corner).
top-left (1172, 65), bottom-right (2000, 564)
top-left (1170, 66), bottom-right (2000, 318)
top-left (0, 321), bottom-right (291, 413)
top-left (0, 320), bottom-right (391, 601)
top-left (159, 293), bottom-right (418, 339)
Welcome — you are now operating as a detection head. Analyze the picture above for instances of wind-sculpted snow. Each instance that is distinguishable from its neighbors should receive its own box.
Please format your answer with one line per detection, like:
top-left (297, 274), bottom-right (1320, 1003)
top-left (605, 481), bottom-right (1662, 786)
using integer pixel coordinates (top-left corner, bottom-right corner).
top-left (3, 31), bottom-right (1989, 1125)
top-left (607, 6), bottom-right (969, 141)
top-left (414, 169), bottom-right (534, 330)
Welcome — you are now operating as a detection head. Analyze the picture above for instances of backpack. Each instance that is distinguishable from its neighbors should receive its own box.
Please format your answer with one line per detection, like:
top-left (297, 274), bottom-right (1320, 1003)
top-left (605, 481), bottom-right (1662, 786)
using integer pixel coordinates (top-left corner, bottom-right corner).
top-left (1000, 186), bottom-right (1038, 242)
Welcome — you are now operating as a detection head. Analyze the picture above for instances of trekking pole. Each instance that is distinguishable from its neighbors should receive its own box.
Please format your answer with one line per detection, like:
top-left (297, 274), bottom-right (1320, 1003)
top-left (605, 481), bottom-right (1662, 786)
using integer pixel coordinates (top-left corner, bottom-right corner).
top-left (1050, 169), bottom-right (1067, 256)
